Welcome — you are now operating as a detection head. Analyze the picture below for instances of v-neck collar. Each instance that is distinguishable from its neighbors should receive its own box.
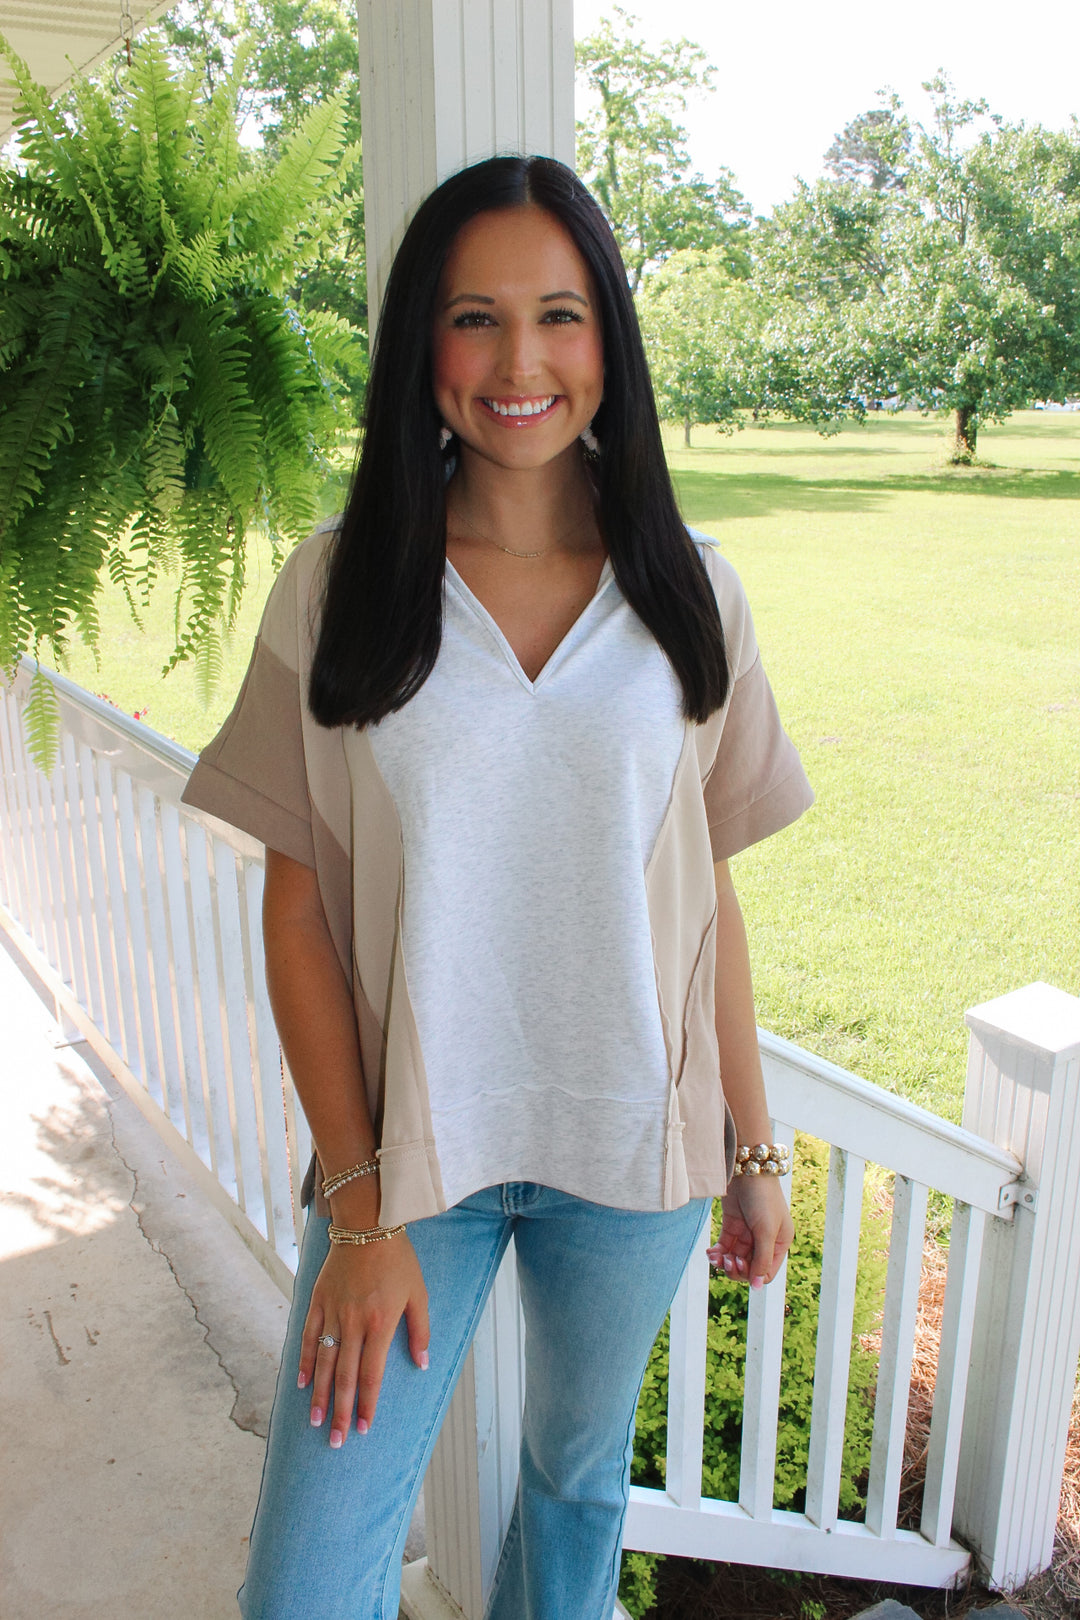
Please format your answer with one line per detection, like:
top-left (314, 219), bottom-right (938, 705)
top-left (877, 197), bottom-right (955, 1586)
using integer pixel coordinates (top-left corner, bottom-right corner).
top-left (444, 556), bottom-right (615, 693)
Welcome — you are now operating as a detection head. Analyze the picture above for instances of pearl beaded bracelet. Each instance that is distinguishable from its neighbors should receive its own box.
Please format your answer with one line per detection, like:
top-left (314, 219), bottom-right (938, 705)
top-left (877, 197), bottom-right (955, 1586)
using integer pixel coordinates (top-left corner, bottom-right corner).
top-left (733, 1142), bottom-right (791, 1177)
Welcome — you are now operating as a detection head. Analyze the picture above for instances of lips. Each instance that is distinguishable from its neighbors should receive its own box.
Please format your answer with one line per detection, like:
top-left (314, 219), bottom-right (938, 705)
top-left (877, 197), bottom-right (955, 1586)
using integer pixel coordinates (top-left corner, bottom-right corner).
top-left (481, 395), bottom-right (558, 422)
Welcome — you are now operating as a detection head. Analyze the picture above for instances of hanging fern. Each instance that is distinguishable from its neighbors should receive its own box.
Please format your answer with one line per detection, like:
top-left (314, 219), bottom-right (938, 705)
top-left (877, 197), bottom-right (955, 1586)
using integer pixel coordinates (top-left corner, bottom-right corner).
top-left (0, 31), bottom-right (361, 741)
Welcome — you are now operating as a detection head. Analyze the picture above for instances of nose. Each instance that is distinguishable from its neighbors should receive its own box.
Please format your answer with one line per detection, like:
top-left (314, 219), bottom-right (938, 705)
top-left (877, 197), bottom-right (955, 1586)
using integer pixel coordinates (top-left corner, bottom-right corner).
top-left (494, 317), bottom-right (542, 384)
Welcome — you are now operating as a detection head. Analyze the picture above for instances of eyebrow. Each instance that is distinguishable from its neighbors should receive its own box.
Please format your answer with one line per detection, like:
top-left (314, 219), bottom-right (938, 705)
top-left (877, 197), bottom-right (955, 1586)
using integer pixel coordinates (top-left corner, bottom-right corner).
top-left (443, 289), bottom-right (590, 309)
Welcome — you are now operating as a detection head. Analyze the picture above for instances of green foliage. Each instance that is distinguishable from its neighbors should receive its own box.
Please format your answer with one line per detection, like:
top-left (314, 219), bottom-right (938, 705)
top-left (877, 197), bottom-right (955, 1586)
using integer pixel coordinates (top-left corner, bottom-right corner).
top-left (575, 6), bottom-right (750, 292)
top-left (21, 663), bottom-right (61, 767)
top-left (618, 1550), bottom-right (662, 1620)
top-left (619, 1137), bottom-right (889, 1616)
top-left (637, 249), bottom-right (757, 444)
top-left (161, 0), bottom-right (368, 406)
top-left (823, 95), bottom-right (912, 194)
top-left (747, 77), bottom-right (1080, 455)
top-left (0, 31), bottom-right (360, 717)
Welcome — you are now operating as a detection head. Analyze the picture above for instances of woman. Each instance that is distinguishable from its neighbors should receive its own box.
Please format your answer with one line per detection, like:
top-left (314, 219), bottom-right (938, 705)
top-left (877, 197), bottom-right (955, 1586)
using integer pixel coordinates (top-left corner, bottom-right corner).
top-left (182, 154), bottom-right (812, 1620)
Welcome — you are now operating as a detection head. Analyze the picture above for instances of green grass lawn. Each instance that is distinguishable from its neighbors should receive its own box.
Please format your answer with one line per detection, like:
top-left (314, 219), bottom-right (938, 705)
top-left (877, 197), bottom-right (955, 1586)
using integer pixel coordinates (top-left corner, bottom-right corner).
top-left (668, 411), bottom-right (1080, 1118)
top-left (58, 411), bottom-right (1080, 1122)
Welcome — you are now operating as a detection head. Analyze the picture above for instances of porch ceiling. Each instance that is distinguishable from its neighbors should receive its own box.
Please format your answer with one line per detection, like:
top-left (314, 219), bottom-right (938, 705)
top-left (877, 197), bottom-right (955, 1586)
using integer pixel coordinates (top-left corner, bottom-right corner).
top-left (0, 1), bottom-right (173, 141)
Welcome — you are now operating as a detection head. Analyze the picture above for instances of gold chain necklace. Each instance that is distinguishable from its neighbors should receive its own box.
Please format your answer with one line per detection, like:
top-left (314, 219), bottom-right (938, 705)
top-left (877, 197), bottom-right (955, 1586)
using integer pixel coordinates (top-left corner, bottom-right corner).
top-left (489, 539), bottom-right (545, 559)
top-left (448, 530), bottom-right (553, 560)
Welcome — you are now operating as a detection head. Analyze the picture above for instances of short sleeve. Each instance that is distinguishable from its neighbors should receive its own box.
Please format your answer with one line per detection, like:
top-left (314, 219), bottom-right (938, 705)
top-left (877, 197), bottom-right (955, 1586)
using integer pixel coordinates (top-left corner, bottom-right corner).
top-left (180, 543), bottom-right (317, 866)
top-left (693, 535), bottom-right (814, 861)
top-left (703, 654), bottom-right (814, 860)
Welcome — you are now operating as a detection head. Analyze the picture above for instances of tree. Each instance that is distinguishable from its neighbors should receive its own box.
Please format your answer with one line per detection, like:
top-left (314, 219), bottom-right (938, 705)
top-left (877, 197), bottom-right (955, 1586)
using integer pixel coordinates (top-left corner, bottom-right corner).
top-left (575, 7), bottom-right (750, 292)
top-left (738, 180), bottom-right (892, 432)
top-left (823, 96), bottom-right (912, 192)
top-left (0, 32), bottom-right (360, 748)
top-left (637, 249), bottom-right (758, 445)
top-left (754, 179), bottom-right (891, 310)
top-left (752, 78), bottom-right (1080, 459)
top-left (879, 76), bottom-right (1080, 459)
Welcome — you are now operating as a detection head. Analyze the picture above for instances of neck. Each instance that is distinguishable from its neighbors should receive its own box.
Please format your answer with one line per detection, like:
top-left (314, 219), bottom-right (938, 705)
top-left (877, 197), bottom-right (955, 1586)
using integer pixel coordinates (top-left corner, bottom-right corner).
top-left (446, 445), bottom-right (601, 559)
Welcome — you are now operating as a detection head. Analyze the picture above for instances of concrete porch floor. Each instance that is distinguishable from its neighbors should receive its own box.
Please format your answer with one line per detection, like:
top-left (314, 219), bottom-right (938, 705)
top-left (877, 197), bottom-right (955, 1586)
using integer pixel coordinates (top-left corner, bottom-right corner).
top-left (0, 931), bottom-right (423, 1618)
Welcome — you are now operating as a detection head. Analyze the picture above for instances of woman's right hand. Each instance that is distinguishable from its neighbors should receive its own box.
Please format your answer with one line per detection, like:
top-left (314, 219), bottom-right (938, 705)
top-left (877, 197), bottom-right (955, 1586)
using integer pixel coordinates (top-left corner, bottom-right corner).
top-left (299, 1232), bottom-right (430, 1447)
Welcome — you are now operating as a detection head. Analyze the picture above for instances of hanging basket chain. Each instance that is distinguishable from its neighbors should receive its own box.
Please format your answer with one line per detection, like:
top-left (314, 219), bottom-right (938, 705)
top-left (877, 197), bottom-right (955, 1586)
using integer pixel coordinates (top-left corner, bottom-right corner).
top-left (119, 0), bottom-right (134, 66)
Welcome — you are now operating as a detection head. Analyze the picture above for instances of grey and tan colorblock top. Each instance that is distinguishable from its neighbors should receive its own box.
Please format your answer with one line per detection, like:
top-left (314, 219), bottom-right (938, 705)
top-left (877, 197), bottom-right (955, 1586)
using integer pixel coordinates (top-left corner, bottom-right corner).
top-left (181, 522), bottom-right (813, 1226)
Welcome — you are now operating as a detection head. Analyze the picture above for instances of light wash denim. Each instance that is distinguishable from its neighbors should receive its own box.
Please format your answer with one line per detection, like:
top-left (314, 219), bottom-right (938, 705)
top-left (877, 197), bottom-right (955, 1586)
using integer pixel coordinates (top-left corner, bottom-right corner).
top-left (238, 1182), bottom-right (709, 1620)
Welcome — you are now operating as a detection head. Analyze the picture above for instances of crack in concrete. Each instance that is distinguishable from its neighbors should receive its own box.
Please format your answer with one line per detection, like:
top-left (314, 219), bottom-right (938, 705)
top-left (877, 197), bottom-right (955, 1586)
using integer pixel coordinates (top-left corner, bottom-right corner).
top-left (103, 1096), bottom-right (262, 1437)
top-left (43, 1308), bottom-right (70, 1365)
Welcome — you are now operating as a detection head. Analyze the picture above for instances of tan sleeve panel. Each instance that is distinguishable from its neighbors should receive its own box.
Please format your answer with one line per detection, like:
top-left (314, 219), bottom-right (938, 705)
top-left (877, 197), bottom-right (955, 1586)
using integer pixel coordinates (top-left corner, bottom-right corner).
top-left (704, 654), bottom-right (814, 861)
top-left (181, 635), bottom-right (316, 868)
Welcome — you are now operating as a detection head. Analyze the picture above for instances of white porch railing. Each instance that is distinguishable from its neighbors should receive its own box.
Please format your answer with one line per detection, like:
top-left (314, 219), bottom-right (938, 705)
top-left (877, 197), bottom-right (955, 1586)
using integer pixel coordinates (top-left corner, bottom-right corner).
top-left (3, 661), bottom-right (1079, 1616)
top-left (0, 661), bottom-right (310, 1293)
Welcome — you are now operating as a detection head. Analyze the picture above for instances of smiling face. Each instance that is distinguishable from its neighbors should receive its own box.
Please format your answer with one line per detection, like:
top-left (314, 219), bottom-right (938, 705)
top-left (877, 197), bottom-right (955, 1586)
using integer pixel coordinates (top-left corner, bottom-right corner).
top-left (431, 204), bottom-right (604, 474)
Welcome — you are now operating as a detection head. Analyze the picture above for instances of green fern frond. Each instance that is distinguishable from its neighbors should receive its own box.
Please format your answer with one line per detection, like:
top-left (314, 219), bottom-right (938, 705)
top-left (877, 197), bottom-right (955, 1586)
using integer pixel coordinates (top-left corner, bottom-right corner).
top-left (0, 552), bottom-right (30, 680)
top-left (0, 282), bottom-right (92, 537)
top-left (167, 228), bottom-right (227, 304)
top-left (193, 620), bottom-right (225, 704)
top-left (105, 544), bottom-right (144, 628)
top-left (199, 38), bottom-right (251, 199)
top-left (302, 306), bottom-right (366, 373)
top-left (181, 307), bottom-right (262, 512)
top-left (0, 34), bottom-right (89, 199)
top-left (241, 97), bottom-right (349, 269)
top-left (162, 493), bottom-right (238, 675)
top-left (22, 661), bottom-right (62, 774)
top-left (77, 178), bottom-right (151, 300)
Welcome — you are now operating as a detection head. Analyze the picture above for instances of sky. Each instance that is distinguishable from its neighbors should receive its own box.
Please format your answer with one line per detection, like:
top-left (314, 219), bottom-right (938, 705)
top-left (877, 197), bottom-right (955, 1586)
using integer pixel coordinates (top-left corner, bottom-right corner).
top-left (573, 0), bottom-right (1080, 216)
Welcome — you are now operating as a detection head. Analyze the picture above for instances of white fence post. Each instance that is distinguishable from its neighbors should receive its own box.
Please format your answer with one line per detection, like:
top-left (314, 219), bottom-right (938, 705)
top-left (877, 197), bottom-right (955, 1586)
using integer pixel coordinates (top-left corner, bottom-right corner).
top-left (953, 981), bottom-right (1080, 1590)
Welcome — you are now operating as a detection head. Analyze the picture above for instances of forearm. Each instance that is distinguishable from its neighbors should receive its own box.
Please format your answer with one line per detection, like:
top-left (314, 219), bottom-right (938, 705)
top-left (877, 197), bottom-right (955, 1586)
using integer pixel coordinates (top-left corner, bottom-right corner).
top-left (263, 848), bottom-right (380, 1228)
top-left (712, 859), bottom-right (772, 1145)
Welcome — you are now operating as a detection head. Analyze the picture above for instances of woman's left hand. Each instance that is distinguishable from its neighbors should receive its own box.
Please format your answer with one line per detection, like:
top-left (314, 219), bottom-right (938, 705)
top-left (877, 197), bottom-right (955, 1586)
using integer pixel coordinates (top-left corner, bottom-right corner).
top-left (708, 1174), bottom-right (793, 1289)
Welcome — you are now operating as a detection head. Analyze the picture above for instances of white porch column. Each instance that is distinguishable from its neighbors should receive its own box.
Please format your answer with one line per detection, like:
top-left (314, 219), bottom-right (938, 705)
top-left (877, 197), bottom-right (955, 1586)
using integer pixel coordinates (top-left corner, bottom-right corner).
top-left (356, 11), bottom-right (576, 1616)
top-left (953, 981), bottom-right (1080, 1590)
top-left (356, 0), bottom-right (576, 321)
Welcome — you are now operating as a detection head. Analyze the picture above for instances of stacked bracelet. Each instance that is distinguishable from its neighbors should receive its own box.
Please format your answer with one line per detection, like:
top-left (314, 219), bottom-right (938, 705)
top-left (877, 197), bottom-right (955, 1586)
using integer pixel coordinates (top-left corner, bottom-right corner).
top-left (734, 1142), bottom-right (791, 1177)
top-left (328, 1222), bottom-right (406, 1246)
top-left (321, 1158), bottom-right (379, 1199)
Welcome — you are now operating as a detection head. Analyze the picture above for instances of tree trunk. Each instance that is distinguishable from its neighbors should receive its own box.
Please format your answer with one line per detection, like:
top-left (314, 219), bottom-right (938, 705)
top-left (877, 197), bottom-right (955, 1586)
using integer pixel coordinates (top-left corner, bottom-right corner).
top-left (684, 418), bottom-right (692, 448)
top-left (951, 405), bottom-right (977, 463)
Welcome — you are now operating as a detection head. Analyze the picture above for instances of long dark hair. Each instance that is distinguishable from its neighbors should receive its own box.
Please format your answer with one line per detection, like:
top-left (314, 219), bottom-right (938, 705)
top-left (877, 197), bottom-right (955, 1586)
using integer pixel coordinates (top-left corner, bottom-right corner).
top-left (309, 155), bottom-right (729, 727)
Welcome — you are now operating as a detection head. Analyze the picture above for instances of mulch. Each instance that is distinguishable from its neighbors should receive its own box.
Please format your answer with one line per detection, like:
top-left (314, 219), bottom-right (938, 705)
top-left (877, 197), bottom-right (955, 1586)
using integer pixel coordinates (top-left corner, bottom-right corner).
top-left (653, 1230), bottom-right (1080, 1620)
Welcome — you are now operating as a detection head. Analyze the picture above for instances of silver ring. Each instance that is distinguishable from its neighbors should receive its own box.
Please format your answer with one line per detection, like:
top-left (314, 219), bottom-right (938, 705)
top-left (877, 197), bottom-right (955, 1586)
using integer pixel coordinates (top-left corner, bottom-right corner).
top-left (318, 1333), bottom-right (340, 1350)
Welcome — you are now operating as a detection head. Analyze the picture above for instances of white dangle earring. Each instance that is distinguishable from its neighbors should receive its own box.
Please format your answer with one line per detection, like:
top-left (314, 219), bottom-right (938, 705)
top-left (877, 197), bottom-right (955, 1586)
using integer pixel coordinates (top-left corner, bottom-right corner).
top-left (580, 421), bottom-right (600, 456)
top-left (439, 424), bottom-right (453, 451)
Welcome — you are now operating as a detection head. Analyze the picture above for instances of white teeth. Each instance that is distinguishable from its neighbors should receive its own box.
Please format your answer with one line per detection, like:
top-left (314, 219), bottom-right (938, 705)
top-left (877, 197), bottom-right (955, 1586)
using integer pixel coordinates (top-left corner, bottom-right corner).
top-left (484, 396), bottom-right (555, 418)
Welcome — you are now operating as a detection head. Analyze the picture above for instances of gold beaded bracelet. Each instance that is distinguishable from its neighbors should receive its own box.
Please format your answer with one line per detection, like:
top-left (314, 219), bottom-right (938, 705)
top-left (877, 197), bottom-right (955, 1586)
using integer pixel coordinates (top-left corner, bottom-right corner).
top-left (321, 1158), bottom-right (379, 1199)
top-left (733, 1142), bottom-right (791, 1177)
top-left (328, 1221), bottom-right (406, 1246)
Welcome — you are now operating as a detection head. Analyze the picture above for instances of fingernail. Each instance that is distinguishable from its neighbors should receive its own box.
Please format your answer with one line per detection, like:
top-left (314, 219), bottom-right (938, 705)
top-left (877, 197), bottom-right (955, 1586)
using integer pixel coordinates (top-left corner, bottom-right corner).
top-left (752, 1275), bottom-right (765, 1290)
top-left (722, 1256), bottom-right (733, 1275)
top-left (418, 1351), bottom-right (429, 1370)
top-left (310, 1406), bottom-right (323, 1427)
top-left (329, 1430), bottom-right (343, 1449)
top-left (297, 1371), bottom-right (308, 1389)
top-left (356, 1417), bottom-right (369, 1435)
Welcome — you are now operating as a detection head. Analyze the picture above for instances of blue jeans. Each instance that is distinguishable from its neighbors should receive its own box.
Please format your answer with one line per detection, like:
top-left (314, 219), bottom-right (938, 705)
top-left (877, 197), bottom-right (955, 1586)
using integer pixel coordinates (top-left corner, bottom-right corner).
top-left (238, 1183), bottom-right (710, 1620)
